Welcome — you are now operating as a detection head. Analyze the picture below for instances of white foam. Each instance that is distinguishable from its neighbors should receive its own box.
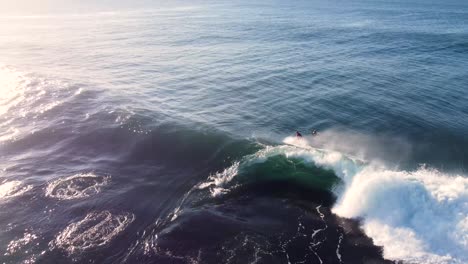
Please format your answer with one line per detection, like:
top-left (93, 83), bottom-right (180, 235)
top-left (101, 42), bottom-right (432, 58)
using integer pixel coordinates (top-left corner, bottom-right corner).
top-left (53, 211), bottom-right (134, 254)
top-left (332, 166), bottom-right (468, 264)
top-left (336, 232), bottom-right (343, 264)
top-left (0, 180), bottom-right (32, 199)
top-left (6, 231), bottom-right (38, 255)
top-left (284, 135), bottom-right (468, 264)
top-left (198, 162), bottom-right (240, 196)
top-left (45, 173), bottom-right (109, 200)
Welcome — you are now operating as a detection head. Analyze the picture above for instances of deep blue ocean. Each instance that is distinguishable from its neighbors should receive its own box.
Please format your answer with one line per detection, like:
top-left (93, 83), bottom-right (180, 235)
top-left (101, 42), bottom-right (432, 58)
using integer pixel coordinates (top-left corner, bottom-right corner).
top-left (0, 1), bottom-right (467, 263)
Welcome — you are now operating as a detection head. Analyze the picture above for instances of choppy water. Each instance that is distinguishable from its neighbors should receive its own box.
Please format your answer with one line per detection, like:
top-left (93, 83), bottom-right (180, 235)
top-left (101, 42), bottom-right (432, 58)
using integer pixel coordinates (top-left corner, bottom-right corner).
top-left (0, 1), bottom-right (467, 263)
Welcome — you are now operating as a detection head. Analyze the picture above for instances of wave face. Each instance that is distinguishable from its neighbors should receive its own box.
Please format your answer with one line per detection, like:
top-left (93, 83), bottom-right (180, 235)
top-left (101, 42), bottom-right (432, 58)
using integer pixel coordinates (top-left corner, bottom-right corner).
top-left (1, 1), bottom-right (468, 263)
top-left (199, 144), bottom-right (343, 199)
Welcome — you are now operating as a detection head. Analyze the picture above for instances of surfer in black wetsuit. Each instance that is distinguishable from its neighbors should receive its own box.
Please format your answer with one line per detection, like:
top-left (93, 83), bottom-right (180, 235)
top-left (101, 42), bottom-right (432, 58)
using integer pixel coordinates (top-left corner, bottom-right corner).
top-left (296, 131), bottom-right (303, 137)
top-left (311, 129), bottom-right (317, 136)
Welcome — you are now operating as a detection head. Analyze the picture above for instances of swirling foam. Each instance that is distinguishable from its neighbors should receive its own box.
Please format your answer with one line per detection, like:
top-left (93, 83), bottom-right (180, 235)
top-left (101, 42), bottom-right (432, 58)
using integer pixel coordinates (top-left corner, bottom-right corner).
top-left (45, 173), bottom-right (109, 200)
top-left (0, 180), bottom-right (33, 199)
top-left (53, 211), bottom-right (134, 254)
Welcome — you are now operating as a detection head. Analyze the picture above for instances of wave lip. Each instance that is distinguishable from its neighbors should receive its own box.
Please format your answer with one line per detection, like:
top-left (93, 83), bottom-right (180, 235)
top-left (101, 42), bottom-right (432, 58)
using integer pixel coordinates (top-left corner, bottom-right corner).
top-left (52, 211), bottom-right (135, 254)
top-left (45, 173), bottom-right (109, 200)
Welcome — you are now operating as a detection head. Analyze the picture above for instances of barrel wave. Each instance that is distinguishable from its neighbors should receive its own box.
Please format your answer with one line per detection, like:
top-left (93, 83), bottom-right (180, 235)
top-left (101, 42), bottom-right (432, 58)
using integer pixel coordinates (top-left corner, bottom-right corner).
top-left (1, 1), bottom-right (468, 263)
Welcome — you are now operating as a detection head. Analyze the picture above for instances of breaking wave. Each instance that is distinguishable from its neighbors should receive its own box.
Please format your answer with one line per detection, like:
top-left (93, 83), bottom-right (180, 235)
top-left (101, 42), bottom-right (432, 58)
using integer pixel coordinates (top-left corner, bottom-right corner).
top-left (199, 135), bottom-right (468, 264)
top-left (45, 173), bottom-right (109, 200)
top-left (52, 211), bottom-right (134, 254)
top-left (199, 138), bottom-right (353, 197)
top-left (286, 136), bottom-right (468, 264)
top-left (333, 165), bottom-right (468, 264)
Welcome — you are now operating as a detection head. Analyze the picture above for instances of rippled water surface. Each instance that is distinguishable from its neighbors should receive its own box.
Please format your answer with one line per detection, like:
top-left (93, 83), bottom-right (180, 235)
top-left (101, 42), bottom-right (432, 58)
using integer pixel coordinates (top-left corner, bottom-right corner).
top-left (0, 1), bottom-right (467, 263)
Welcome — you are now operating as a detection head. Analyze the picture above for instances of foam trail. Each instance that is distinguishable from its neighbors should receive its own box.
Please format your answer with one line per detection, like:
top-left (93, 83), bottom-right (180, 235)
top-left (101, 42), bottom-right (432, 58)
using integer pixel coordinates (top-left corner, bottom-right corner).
top-left (336, 232), bottom-right (343, 264)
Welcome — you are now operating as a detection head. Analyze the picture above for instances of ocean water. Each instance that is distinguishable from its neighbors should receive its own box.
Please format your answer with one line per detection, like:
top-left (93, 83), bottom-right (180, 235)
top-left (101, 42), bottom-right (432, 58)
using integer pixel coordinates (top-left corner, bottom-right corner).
top-left (0, 1), bottom-right (467, 263)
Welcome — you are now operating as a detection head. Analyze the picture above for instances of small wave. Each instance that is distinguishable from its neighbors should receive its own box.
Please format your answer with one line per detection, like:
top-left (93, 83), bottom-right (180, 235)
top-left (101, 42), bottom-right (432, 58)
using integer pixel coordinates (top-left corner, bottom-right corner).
top-left (0, 180), bottom-right (33, 199)
top-left (45, 173), bottom-right (109, 200)
top-left (52, 211), bottom-right (134, 254)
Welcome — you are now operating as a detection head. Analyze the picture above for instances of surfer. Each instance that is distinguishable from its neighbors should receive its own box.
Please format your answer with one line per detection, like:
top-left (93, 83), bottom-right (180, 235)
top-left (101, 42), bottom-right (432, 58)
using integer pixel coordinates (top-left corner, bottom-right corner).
top-left (296, 131), bottom-right (303, 138)
top-left (311, 129), bottom-right (317, 136)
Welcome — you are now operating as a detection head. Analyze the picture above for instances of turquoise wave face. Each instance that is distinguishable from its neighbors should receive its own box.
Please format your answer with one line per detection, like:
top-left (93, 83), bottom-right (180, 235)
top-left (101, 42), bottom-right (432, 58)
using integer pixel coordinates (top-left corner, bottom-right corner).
top-left (237, 154), bottom-right (341, 192)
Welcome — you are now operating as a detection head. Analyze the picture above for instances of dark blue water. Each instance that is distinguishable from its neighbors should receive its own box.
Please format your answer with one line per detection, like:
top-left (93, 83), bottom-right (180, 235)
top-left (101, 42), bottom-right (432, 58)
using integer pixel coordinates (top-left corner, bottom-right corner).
top-left (0, 1), bottom-right (467, 263)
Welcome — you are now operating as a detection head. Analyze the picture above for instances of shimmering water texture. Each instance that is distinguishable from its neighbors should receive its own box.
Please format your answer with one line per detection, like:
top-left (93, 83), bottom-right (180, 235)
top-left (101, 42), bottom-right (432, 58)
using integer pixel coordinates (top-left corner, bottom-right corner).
top-left (1, 1), bottom-right (468, 264)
